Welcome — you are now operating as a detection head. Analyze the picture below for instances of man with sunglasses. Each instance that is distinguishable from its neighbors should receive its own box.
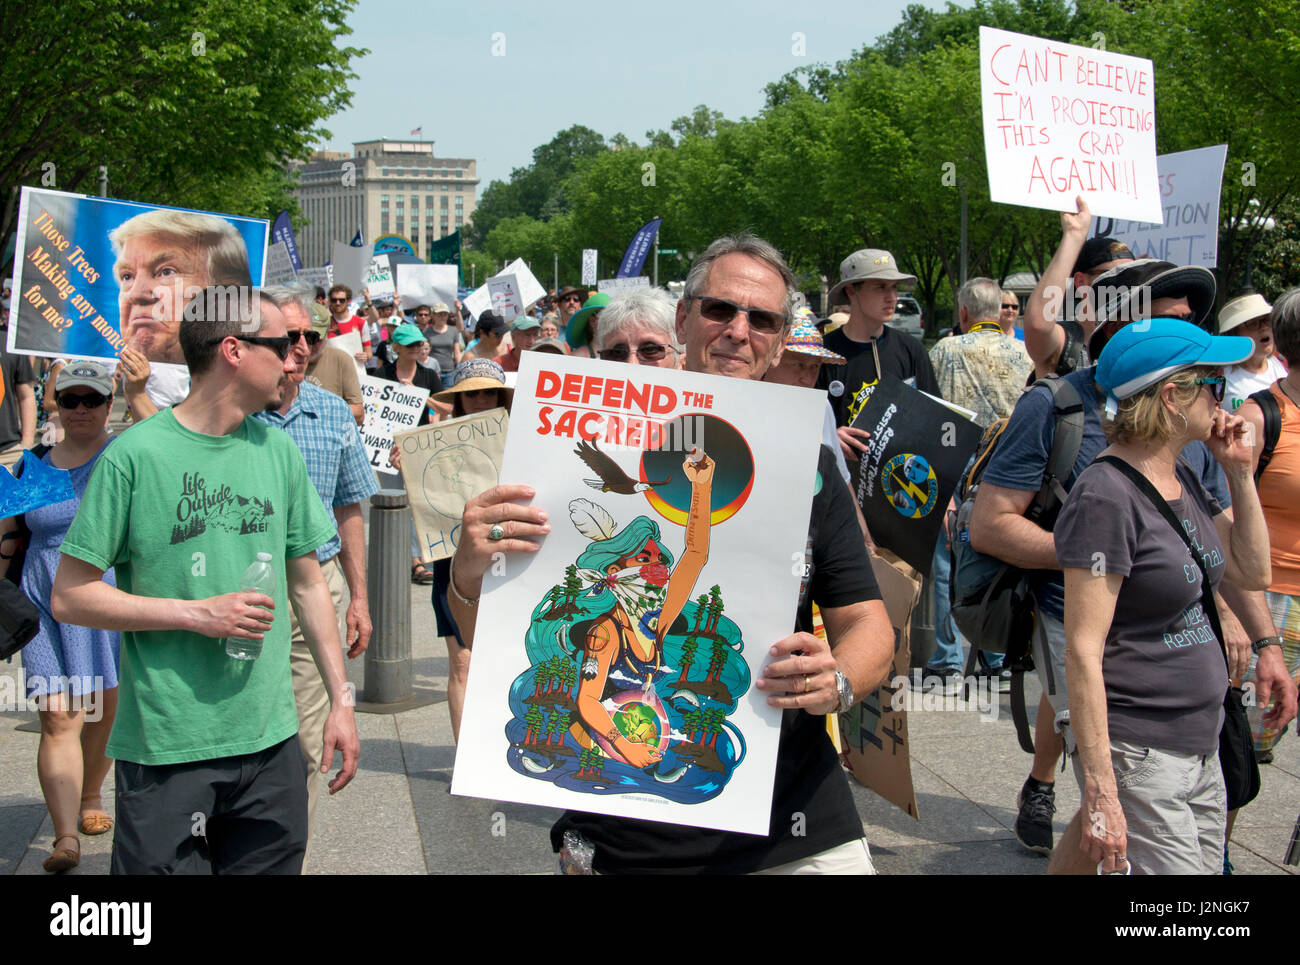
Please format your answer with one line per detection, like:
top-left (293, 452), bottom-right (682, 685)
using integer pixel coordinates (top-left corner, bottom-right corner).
top-left (326, 284), bottom-right (372, 365)
top-left (253, 285), bottom-right (377, 840)
top-left (53, 286), bottom-right (360, 874)
top-left (304, 303), bottom-right (365, 425)
top-left (818, 248), bottom-right (939, 462)
top-left (448, 234), bottom-right (895, 874)
top-left (556, 286), bottom-right (587, 329)
top-left (968, 259), bottom-right (1290, 859)
top-left (1023, 195), bottom-right (1135, 380)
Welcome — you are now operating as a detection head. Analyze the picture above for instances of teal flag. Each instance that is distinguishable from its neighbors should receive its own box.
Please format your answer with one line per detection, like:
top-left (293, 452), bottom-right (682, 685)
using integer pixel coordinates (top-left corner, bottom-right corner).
top-left (428, 231), bottom-right (463, 286)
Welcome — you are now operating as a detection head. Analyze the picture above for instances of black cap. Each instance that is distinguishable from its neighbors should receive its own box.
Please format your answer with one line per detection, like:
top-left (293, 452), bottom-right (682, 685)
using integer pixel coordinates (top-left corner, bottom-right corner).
top-left (475, 311), bottom-right (507, 336)
top-left (1087, 258), bottom-right (1217, 360)
top-left (1073, 236), bottom-right (1135, 277)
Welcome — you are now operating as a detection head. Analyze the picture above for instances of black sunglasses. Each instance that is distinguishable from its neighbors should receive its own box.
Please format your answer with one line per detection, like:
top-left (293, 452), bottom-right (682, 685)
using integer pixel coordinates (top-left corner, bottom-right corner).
top-left (1001, 303), bottom-right (1019, 310)
top-left (690, 295), bottom-right (786, 334)
top-left (1194, 376), bottom-right (1226, 403)
top-left (205, 335), bottom-right (293, 360)
top-left (288, 329), bottom-right (322, 346)
top-left (461, 388), bottom-right (498, 400)
top-left (57, 392), bottom-right (110, 410)
top-left (599, 343), bottom-right (671, 363)
top-left (328, 296), bottom-right (348, 303)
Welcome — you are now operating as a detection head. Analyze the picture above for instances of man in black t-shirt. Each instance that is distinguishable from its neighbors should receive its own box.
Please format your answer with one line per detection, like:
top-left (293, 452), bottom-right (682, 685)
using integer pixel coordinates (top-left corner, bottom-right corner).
top-left (817, 248), bottom-right (939, 461)
top-left (446, 234), bottom-right (896, 874)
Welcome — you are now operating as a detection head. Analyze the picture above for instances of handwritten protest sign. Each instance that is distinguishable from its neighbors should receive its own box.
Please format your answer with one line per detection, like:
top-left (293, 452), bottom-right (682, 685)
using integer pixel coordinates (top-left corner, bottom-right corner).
top-left (979, 26), bottom-right (1161, 223)
top-left (597, 276), bottom-right (650, 294)
top-left (1092, 145), bottom-right (1228, 268)
top-left (359, 375), bottom-right (430, 472)
top-left (297, 266), bottom-right (332, 292)
top-left (365, 255), bottom-right (395, 300)
top-left (848, 376), bottom-right (980, 576)
top-left (452, 352), bottom-right (825, 834)
top-left (581, 249), bottom-right (597, 285)
top-left (264, 241), bottom-right (297, 286)
top-left (330, 241), bottom-right (371, 293)
top-left (395, 409), bottom-right (509, 562)
top-left (487, 273), bottom-right (523, 321)
top-left (6, 186), bottom-right (268, 364)
top-left (396, 263), bottom-right (458, 310)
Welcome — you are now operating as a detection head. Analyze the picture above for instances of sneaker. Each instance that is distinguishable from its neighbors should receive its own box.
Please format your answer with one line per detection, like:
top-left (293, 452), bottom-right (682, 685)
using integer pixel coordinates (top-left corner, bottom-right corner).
top-left (1015, 777), bottom-right (1056, 855)
top-left (976, 667), bottom-right (1012, 694)
top-left (1255, 748), bottom-right (1274, 765)
top-left (920, 666), bottom-right (963, 697)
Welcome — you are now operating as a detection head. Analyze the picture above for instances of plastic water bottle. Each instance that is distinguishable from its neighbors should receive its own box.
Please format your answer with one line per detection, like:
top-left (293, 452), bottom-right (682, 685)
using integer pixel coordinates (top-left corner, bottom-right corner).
top-left (224, 553), bottom-right (276, 660)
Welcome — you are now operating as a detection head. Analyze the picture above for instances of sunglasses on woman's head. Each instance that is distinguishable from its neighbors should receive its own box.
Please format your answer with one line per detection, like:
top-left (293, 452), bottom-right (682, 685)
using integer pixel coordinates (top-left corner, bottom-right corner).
top-left (57, 392), bottom-right (110, 410)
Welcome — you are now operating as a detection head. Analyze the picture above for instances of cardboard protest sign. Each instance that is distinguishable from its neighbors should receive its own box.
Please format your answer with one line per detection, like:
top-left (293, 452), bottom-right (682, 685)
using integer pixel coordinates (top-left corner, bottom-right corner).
top-left (597, 276), bottom-right (650, 294)
top-left (359, 375), bottom-right (430, 472)
top-left (364, 255), bottom-right (395, 300)
top-left (396, 263), bottom-right (458, 310)
top-left (848, 376), bottom-right (980, 576)
top-left (487, 273), bottom-right (523, 321)
top-left (839, 550), bottom-right (922, 819)
top-left (979, 26), bottom-right (1161, 223)
top-left (581, 249), bottom-right (598, 285)
top-left (395, 409), bottom-right (510, 562)
top-left (330, 241), bottom-right (371, 293)
top-left (297, 266), bottom-right (332, 292)
top-left (452, 352), bottom-right (825, 834)
top-left (1092, 145), bottom-right (1228, 268)
top-left (264, 241), bottom-right (297, 286)
top-left (6, 186), bottom-right (268, 364)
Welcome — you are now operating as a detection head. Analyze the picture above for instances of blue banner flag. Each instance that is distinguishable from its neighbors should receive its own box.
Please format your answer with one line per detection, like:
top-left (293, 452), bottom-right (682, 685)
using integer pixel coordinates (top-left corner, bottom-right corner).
top-left (271, 210), bottom-right (302, 270)
top-left (349, 227), bottom-right (364, 247)
top-left (615, 217), bottom-right (661, 278)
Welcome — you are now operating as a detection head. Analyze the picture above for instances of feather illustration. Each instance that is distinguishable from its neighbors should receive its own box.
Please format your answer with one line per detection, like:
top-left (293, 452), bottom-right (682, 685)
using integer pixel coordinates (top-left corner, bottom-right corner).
top-left (569, 498), bottom-right (618, 541)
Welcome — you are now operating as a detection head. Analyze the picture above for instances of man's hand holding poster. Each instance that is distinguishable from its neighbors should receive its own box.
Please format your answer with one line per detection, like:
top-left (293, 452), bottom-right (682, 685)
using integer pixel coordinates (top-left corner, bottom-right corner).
top-left (451, 352), bottom-right (825, 835)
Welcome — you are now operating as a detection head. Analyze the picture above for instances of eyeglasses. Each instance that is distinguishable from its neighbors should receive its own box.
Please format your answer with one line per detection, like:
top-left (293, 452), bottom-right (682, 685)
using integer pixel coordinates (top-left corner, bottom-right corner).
top-left (599, 343), bottom-right (671, 363)
top-left (415, 312), bottom-right (431, 318)
top-left (1194, 376), bottom-right (1226, 402)
top-left (328, 297), bottom-right (348, 304)
top-left (560, 295), bottom-right (583, 304)
top-left (205, 335), bottom-right (293, 360)
top-left (57, 392), bottom-right (110, 410)
top-left (689, 295), bottom-right (786, 335)
top-left (1001, 303), bottom-right (1019, 311)
top-left (287, 329), bottom-right (322, 346)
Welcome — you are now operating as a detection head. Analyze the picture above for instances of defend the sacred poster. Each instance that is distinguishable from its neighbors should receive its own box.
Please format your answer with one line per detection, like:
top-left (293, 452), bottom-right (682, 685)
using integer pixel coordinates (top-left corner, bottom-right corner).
top-left (451, 352), bottom-right (826, 834)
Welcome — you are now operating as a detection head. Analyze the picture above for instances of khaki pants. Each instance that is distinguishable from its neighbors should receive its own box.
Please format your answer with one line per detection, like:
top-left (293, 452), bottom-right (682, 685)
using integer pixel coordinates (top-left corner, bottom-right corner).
top-left (0, 443), bottom-right (24, 471)
top-left (289, 556), bottom-right (348, 842)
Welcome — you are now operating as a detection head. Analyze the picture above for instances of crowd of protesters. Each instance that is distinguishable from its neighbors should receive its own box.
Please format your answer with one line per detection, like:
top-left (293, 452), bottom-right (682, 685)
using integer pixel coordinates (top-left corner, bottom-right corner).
top-left (1, 201), bottom-right (1298, 876)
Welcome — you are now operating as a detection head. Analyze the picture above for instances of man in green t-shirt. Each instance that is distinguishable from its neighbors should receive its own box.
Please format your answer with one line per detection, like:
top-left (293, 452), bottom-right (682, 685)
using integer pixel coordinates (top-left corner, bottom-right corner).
top-left (53, 287), bottom-right (360, 875)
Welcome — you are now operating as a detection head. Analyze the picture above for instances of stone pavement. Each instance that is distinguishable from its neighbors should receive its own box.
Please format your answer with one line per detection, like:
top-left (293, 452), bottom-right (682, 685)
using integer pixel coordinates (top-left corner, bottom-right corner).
top-left (3, 580), bottom-right (1297, 875)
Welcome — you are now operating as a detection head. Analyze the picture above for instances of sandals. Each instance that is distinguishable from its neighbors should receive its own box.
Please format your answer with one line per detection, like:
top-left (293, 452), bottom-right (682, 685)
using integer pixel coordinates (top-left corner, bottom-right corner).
top-left (411, 562), bottom-right (436, 585)
top-left (79, 795), bottom-right (113, 835)
top-left (43, 834), bottom-right (80, 873)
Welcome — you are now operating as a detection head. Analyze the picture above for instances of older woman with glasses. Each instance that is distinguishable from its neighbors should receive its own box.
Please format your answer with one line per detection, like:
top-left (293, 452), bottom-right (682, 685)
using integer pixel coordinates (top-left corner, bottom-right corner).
top-left (0, 361), bottom-right (121, 872)
top-left (590, 289), bottom-right (680, 369)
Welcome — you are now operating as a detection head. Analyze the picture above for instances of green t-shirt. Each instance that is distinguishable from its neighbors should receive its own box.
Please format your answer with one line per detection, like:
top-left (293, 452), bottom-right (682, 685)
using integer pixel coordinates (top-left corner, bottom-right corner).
top-left (61, 408), bottom-right (337, 765)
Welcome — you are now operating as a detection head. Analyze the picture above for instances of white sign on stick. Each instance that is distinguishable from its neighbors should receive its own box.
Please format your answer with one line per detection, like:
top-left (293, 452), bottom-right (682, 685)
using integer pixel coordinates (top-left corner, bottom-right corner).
top-left (463, 284), bottom-right (492, 321)
top-left (359, 375), bottom-right (430, 472)
top-left (597, 276), bottom-right (650, 294)
top-left (979, 26), bottom-right (1161, 223)
top-left (451, 352), bottom-right (826, 835)
top-left (1092, 145), bottom-right (1228, 268)
top-left (487, 273), bottom-right (523, 322)
top-left (498, 257), bottom-right (547, 309)
top-left (264, 241), bottom-right (297, 286)
top-left (331, 241), bottom-right (373, 293)
top-left (581, 249), bottom-right (598, 285)
top-left (329, 329), bottom-right (366, 383)
top-left (297, 266), bottom-right (332, 292)
top-left (396, 263), bottom-right (458, 310)
top-left (365, 255), bottom-right (395, 300)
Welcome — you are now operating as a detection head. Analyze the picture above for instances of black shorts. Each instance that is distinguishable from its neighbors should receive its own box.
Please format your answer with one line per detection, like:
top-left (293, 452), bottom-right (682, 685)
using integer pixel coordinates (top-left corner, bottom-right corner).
top-left (430, 556), bottom-right (464, 644)
top-left (111, 735), bottom-right (308, 875)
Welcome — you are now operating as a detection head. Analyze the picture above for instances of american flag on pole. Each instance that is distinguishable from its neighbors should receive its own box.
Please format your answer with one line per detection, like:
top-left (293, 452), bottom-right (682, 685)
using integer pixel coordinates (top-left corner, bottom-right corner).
top-left (411, 126), bottom-right (423, 137)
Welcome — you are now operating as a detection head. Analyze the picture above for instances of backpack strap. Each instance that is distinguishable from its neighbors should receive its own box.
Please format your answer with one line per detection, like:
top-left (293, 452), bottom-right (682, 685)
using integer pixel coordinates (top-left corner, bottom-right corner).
top-left (1249, 388), bottom-right (1282, 485)
top-left (1027, 377), bottom-right (1084, 525)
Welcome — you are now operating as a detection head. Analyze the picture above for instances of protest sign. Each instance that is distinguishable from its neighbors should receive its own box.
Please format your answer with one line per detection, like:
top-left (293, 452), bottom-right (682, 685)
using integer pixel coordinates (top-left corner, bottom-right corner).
top-left (364, 255), bottom-right (395, 300)
top-left (452, 352), bottom-right (825, 834)
top-left (848, 376), bottom-right (980, 576)
top-left (264, 241), bottom-right (297, 286)
top-left (395, 409), bottom-right (509, 562)
top-left (581, 249), bottom-right (597, 285)
top-left (330, 241), bottom-right (371, 293)
top-left (1091, 145), bottom-right (1228, 268)
top-left (329, 329), bottom-right (366, 383)
top-left (597, 276), bottom-right (650, 294)
top-left (839, 551), bottom-right (921, 819)
top-left (498, 257), bottom-right (546, 309)
top-left (6, 186), bottom-right (268, 364)
top-left (297, 266), bottom-right (332, 292)
top-left (463, 284), bottom-right (492, 321)
top-left (979, 26), bottom-right (1161, 223)
top-left (359, 374), bottom-right (429, 472)
top-left (396, 263), bottom-right (458, 310)
top-left (487, 273), bottom-right (523, 321)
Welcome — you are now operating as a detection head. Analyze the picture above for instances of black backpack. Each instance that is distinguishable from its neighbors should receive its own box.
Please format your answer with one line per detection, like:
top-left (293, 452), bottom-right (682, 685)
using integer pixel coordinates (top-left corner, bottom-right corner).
top-left (948, 378), bottom-right (1084, 752)
top-left (1249, 388), bottom-right (1283, 485)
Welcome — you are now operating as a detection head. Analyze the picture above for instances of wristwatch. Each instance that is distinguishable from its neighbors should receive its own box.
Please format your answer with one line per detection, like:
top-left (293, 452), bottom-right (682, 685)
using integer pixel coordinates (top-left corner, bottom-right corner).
top-left (1251, 636), bottom-right (1283, 655)
top-left (834, 670), bottom-right (854, 713)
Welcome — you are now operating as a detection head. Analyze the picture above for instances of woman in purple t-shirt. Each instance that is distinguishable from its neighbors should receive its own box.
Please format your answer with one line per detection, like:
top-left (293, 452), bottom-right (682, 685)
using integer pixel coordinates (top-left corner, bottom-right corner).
top-left (1051, 319), bottom-right (1270, 875)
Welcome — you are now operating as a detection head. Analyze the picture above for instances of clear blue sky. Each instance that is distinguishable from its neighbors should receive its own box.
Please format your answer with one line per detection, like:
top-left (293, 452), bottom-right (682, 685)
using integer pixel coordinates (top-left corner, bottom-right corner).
top-left (322, 0), bottom-right (943, 189)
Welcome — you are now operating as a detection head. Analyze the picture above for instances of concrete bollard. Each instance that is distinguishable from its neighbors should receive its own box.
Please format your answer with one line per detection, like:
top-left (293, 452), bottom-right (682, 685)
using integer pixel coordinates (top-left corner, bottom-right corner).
top-left (364, 489), bottom-right (413, 703)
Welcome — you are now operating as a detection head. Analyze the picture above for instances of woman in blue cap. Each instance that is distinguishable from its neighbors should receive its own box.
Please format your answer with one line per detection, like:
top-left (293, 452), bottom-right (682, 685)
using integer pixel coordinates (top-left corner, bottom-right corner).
top-left (1051, 318), bottom-right (1270, 875)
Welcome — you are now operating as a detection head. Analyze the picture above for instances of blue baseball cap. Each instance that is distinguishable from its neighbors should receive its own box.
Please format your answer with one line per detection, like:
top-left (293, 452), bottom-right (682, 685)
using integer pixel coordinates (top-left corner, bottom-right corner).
top-left (1095, 318), bottom-right (1253, 415)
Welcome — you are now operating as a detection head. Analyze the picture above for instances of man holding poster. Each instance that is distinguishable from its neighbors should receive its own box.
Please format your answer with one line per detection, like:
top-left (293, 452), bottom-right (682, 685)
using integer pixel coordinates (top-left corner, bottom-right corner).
top-left (447, 235), bottom-right (894, 874)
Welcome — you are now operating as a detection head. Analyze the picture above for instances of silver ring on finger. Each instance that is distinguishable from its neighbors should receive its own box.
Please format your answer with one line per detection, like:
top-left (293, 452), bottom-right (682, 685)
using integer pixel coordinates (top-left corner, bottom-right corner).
top-left (488, 523), bottom-right (506, 541)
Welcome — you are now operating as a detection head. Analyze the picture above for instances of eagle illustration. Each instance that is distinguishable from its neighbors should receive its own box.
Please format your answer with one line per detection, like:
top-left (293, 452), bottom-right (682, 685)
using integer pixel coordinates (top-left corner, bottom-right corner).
top-left (574, 438), bottom-right (672, 494)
